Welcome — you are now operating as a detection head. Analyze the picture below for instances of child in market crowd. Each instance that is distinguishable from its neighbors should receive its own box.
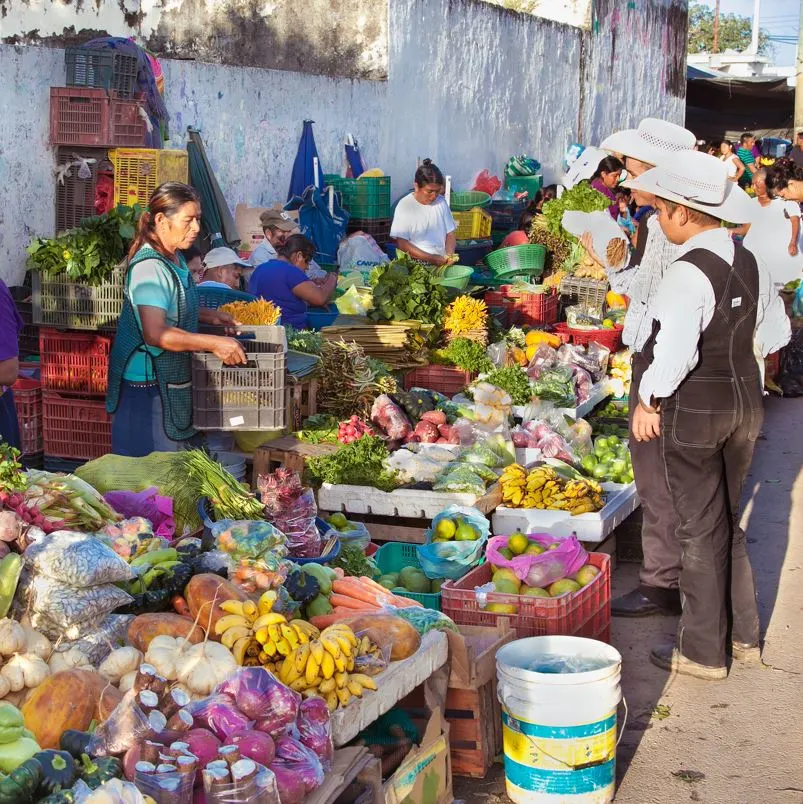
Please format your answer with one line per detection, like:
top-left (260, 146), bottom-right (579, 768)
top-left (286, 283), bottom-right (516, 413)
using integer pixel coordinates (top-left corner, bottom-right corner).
top-left (616, 191), bottom-right (636, 242)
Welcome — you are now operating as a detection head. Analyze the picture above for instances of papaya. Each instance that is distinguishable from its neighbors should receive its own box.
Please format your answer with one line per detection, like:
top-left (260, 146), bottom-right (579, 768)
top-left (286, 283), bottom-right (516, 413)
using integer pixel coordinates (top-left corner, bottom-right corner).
top-left (22, 670), bottom-right (122, 749)
top-left (185, 574), bottom-right (249, 640)
top-left (127, 613), bottom-right (205, 652)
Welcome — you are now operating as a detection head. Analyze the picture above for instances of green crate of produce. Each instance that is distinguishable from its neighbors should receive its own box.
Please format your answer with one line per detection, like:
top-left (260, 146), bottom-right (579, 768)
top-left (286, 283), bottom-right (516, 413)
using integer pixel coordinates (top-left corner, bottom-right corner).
top-left (375, 542), bottom-right (442, 611)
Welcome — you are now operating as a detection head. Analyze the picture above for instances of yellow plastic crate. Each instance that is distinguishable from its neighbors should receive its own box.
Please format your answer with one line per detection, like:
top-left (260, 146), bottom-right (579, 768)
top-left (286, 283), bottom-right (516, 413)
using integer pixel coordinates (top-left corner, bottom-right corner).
top-left (453, 208), bottom-right (492, 240)
top-left (109, 148), bottom-right (188, 207)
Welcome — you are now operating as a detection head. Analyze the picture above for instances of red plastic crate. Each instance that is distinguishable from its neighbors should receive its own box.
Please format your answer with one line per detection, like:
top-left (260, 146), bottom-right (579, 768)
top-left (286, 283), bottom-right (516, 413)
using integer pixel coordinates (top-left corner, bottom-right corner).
top-left (12, 378), bottom-right (42, 456)
top-left (441, 552), bottom-right (610, 642)
top-left (42, 392), bottom-right (111, 461)
top-left (39, 329), bottom-right (112, 396)
top-left (484, 288), bottom-right (558, 328)
top-left (50, 87), bottom-right (147, 147)
top-left (403, 365), bottom-right (473, 397)
top-left (554, 322), bottom-right (623, 352)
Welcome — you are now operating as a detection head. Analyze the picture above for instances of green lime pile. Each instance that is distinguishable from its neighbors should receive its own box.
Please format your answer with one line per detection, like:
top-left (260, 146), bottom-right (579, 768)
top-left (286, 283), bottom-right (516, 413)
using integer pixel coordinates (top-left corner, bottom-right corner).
top-left (580, 435), bottom-right (634, 485)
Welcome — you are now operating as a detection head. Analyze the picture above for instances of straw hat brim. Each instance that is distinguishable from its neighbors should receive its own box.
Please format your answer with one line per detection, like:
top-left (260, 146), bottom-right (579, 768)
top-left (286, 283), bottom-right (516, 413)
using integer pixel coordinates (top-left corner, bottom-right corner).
top-left (623, 172), bottom-right (755, 224)
top-left (601, 129), bottom-right (664, 167)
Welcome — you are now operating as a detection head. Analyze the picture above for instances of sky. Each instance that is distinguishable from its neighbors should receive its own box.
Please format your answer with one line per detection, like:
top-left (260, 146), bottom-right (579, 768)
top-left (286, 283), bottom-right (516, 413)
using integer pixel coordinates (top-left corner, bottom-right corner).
top-left (698, 0), bottom-right (798, 67)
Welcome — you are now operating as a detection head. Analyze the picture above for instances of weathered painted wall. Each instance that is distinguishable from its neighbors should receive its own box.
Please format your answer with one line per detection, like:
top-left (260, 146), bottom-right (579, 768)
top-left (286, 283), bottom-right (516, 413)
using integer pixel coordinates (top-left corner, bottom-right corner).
top-left (0, 0), bottom-right (686, 285)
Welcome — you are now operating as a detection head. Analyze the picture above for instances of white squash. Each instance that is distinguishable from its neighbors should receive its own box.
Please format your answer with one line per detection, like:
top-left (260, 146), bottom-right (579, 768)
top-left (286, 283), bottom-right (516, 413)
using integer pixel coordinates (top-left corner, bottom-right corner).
top-left (20, 623), bottom-right (52, 661)
top-left (144, 635), bottom-right (183, 681)
top-left (118, 670), bottom-right (138, 693)
top-left (1, 653), bottom-right (50, 692)
top-left (175, 641), bottom-right (237, 696)
top-left (48, 646), bottom-right (92, 673)
top-left (99, 647), bottom-right (143, 683)
top-left (0, 619), bottom-right (26, 657)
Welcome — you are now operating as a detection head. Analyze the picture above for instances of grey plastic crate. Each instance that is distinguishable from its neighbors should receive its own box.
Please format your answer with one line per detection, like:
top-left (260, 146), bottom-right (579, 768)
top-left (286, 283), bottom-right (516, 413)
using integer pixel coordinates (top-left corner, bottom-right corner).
top-left (65, 47), bottom-right (138, 98)
top-left (559, 276), bottom-right (609, 309)
top-left (31, 265), bottom-right (124, 331)
top-left (192, 347), bottom-right (286, 431)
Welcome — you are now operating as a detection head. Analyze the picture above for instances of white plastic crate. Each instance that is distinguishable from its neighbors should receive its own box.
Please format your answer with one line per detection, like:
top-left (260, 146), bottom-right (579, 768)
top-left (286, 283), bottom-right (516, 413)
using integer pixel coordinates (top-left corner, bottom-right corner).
top-left (491, 481), bottom-right (639, 543)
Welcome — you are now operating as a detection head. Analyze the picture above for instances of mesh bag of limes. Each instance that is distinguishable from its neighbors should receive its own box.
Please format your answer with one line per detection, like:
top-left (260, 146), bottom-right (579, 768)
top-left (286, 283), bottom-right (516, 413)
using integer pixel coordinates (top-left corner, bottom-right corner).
top-left (417, 505), bottom-right (490, 580)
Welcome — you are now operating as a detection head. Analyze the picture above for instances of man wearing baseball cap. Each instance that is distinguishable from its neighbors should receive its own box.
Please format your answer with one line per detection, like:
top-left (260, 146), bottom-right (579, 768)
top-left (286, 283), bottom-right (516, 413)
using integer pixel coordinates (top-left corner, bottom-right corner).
top-left (198, 247), bottom-right (251, 290)
top-left (624, 151), bottom-right (788, 678)
top-left (249, 210), bottom-right (297, 268)
top-left (582, 118), bottom-right (697, 619)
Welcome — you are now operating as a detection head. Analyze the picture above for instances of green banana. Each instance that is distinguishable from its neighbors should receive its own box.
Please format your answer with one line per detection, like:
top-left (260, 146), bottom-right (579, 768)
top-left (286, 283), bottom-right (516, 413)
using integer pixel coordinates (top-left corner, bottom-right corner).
top-left (129, 548), bottom-right (178, 568)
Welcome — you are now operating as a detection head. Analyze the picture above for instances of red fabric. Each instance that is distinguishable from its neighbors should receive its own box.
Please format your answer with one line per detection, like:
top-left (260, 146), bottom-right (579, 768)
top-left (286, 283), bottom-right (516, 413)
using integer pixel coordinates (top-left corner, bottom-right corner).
top-left (500, 230), bottom-right (529, 248)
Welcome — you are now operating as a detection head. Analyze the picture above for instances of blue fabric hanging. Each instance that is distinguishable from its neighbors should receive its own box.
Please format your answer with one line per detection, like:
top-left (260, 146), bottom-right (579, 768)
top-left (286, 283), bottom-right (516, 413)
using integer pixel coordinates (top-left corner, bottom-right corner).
top-left (284, 186), bottom-right (349, 264)
top-left (288, 120), bottom-right (325, 201)
top-left (345, 142), bottom-right (365, 178)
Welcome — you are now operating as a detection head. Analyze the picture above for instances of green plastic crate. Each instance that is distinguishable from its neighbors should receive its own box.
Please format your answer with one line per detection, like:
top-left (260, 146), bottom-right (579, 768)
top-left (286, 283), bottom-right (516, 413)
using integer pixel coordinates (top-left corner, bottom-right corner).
top-left (375, 542), bottom-right (441, 611)
top-left (349, 176), bottom-right (392, 219)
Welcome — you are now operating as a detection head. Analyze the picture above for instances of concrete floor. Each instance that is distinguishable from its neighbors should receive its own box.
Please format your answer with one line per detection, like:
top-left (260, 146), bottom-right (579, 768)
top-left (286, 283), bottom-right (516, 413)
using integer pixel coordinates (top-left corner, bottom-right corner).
top-left (455, 396), bottom-right (803, 804)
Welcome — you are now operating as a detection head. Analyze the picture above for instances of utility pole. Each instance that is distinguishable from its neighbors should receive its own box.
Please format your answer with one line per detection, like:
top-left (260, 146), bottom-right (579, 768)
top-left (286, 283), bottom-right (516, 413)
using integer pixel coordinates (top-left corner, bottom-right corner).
top-left (750, 0), bottom-right (760, 54)
top-left (796, 0), bottom-right (803, 131)
top-left (713, 0), bottom-right (720, 54)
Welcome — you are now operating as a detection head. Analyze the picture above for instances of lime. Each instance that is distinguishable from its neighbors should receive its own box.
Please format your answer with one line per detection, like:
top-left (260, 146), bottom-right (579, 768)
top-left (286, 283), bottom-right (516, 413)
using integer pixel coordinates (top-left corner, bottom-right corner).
top-left (328, 512), bottom-right (348, 530)
top-left (508, 532), bottom-right (530, 556)
top-left (581, 454), bottom-right (598, 473)
top-left (435, 518), bottom-right (456, 540)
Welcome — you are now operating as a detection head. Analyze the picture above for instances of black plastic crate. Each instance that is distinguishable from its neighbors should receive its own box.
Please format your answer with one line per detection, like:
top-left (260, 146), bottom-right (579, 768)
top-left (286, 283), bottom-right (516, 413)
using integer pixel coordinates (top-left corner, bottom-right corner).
top-left (65, 46), bottom-right (138, 98)
top-left (55, 147), bottom-right (113, 233)
top-left (192, 347), bottom-right (286, 431)
top-left (488, 198), bottom-right (527, 231)
top-left (347, 217), bottom-right (392, 245)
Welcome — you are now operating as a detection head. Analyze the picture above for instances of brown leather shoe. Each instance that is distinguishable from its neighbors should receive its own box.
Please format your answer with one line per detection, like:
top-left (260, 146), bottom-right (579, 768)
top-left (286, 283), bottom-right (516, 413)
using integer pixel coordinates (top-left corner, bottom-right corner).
top-left (650, 643), bottom-right (727, 680)
top-left (731, 642), bottom-right (761, 662)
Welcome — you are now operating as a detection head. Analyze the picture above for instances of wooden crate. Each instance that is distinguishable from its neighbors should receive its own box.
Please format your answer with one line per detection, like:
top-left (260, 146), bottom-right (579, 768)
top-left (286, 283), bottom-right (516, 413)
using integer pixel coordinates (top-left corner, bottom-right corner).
top-left (285, 376), bottom-right (319, 432)
top-left (251, 434), bottom-right (338, 478)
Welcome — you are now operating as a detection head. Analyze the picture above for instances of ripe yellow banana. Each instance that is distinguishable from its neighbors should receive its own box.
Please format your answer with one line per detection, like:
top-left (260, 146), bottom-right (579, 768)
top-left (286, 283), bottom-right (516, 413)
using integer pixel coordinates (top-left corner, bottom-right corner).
top-left (242, 600), bottom-right (258, 621)
top-left (347, 680), bottom-right (363, 698)
top-left (325, 691), bottom-right (338, 712)
top-left (321, 636), bottom-right (341, 660)
top-left (349, 673), bottom-right (377, 690)
top-left (232, 636), bottom-right (252, 665)
top-left (305, 656), bottom-right (320, 686)
top-left (258, 590), bottom-right (278, 615)
top-left (280, 654), bottom-right (299, 684)
top-left (275, 637), bottom-right (292, 657)
top-left (334, 672), bottom-right (348, 690)
top-left (346, 655), bottom-right (355, 672)
top-left (219, 600), bottom-right (246, 616)
top-left (255, 627), bottom-right (269, 645)
top-left (290, 677), bottom-right (310, 692)
top-left (294, 643), bottom-right (311, 674)
top-left (319, 678), bottom-right (336, 694)
top-left (336, 687), bottom-right (352, 707)
top-left (310, 640), bottom-right (325, 665)
top-left (326, 625), bottom-right (358, 647)
top-left (281, 624), bottom-right (300, 650)
top-left (221, 624), bottom-right (253, 649)
top-left (321, 652), bottom-right (335, 680)
top-left (267, 624), bottom-right (283, 644)
top-left (291, 620), bottom-right (320, 640)
top-left (253, 612), bottom-right (287, 631)
top-left (333, 653), bottom-right (347, 673)
top-left (215, 614), bottom-right (249, 635)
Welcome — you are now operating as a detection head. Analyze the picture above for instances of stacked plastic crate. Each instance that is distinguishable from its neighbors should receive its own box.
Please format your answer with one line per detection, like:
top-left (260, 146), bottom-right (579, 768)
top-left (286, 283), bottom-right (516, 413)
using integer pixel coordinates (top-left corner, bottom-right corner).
top-left (326, 175), bottom-right (393, 246)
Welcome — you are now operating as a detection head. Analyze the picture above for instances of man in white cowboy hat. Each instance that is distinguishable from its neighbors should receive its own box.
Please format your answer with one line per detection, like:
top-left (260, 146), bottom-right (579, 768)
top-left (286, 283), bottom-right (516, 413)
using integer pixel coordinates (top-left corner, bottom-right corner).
top-left (624, 150), bottom-right (787, 679)
top-left (583, 118), bottom-right (696, 619)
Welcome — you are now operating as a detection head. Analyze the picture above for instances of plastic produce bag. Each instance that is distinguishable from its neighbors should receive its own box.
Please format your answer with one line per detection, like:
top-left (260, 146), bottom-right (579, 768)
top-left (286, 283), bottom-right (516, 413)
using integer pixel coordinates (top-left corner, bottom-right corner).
top-left (432, 466), bottom-right (486, 496)
top-left (258, 470), bottom-right (320, 559)
top-left (322, 521), bottom-right (371, 551)
top-left (204, 761), bottom-right (280, 804)
top-left (532, 365), bottom-right (576, 408)
top-left (24, 530), bottom-right (134, 586)
top-left (370, 394), bottom-right (413, 442)
top-left (213, 520), bottom-right (286, 561)
top-left (556, 343), bottom-right (609, 383)
top-left (188, 694), bottom-right (255, 742)
top-left (73, 778), bottom-right (150, 804)
top-left (46, 614), bottom-right (134, 664)
top-left (296, 698), bottom-right (333, 771)
top-left (388, 605), bottom-right (460, 634)
top-left (26, 575), bottom-right (133, 629)
top-left (104, 488), bottom-right (175, 540)
top-left (87, 689), bottom-right (151, 757)
top-left (526, 344), bottom-right (559, 380)
top-left (417, 505), bottom-right (489, 580)
top-left (98, 518), bottom-right (167, 560)
top-left (335, 285), bottom-right (370, 316)
top-left (473, 169), bottom-right (502, 197)
top-left (217, 668), bottom-right (301, 733)
top-left (337, 233), bottom-right (389, 273)
top-left (486, 533), bottom-right (588, 589)
top-left (272, 736), bottom-right (324, 794)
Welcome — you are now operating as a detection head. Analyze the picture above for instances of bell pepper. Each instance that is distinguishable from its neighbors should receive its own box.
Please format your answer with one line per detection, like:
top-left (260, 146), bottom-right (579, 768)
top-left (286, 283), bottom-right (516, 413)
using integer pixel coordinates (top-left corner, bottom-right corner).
top-left (78, 753), bottom-right (122, 790)
top-left (34, 750), bottom-right (77, 795)
top-left (0, 756), bottom-right (42, 804)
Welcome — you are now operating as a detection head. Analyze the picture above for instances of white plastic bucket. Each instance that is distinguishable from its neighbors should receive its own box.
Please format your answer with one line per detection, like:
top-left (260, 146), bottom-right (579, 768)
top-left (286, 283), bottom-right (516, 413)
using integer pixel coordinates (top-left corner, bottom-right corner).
top-left (496, 636), bottom-right (622, 804)
top-left (213, 451), bottom-right (247, 483)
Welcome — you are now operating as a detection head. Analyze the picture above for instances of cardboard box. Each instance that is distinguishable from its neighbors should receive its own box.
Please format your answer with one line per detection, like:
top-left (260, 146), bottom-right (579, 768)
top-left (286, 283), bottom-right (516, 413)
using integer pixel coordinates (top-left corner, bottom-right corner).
top-left (307, 747), bottom-right (381, 804)
top-left (383, 708), bottom-right (452, 804)
top-left (446, 620), bottom-right (513, 690)
top-left (234, 203), bottom-right (298, 254)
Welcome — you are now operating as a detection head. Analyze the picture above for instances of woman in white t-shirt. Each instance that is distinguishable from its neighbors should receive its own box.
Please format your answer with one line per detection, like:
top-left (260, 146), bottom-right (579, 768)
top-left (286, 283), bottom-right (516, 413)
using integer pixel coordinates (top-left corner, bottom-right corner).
top-left (742, 169), bottom-right (802, 286)
top-left (719, 140), bottom-right (746, 183)
top-left (390, 159), bottom-right (457, 266)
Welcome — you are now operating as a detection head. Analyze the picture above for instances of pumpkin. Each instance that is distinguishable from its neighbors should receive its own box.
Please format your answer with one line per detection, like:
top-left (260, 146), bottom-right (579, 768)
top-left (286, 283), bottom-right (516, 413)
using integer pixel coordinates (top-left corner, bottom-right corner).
top-left (185, 574), bottom-right (248, 641)
top-left (128, 613), bottom-right (205, 652)
top-left (21, 670), bottom-right (122, 749)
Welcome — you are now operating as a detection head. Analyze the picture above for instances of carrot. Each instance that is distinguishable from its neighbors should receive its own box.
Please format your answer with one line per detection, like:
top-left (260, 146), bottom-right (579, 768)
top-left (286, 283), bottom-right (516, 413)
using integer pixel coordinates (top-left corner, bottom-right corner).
top-left (332, 605), bottom-right (376, 614)
top-left (329, 593), bottom-right (380, 610)
top-left (331, 579), bottom-right (381, 606)
top-left (309, 608), bottom-right (375, 629)
top-left (358, 576), bottom-right (423, 608)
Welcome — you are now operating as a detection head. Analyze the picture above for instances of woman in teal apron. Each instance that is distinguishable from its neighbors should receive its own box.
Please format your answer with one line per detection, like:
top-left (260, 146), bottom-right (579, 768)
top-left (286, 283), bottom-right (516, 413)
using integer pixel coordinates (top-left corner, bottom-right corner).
top-left (107, 182), bottom-right (247, 457)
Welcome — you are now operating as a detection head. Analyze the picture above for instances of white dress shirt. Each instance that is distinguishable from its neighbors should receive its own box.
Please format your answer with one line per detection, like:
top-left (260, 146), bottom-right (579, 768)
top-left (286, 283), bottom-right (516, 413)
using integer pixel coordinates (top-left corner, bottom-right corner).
top-left (606, 213), bottom-right (681, 352)
top-left (639, 227), bottom-right (792, 406)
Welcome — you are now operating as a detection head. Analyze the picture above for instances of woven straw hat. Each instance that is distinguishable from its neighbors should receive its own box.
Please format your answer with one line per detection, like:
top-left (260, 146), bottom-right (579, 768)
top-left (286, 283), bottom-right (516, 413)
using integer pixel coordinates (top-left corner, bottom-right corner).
top-left (602, 118), bottom-right (696, 167)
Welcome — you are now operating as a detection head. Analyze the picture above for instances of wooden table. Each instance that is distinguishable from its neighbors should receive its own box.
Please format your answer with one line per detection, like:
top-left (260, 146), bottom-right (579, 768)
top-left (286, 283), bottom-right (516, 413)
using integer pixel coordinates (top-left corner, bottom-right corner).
top-left (251, 434), bottom-right (338, 479)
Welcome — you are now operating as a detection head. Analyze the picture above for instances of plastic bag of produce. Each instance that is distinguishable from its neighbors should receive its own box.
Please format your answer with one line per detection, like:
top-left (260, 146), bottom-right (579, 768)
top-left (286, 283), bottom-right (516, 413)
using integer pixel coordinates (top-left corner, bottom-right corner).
top-left (486, 533), bottom-right (588, 589)
top-left (531, 365), bottom-right (576, 408)
top-left (296, 697), bottom-right (334, 771)
top-left (98, 518), bottom-right (166, 560)
top-left (417, 505), bottom-right (489, 580)
top-left (188, 694), bottom-right (255, 742)
top-left (104, 488), bottom-right (175, 540)
top-left (271, 736), bottom-right (324, 794)
top-left (337, 232), bottom-right (389, 273)
top-left (26, 575), bottom-right (133, 629)
top-left (87, 689), bottom-right (151, 757)
top-left (257, 470), bottom-right (319, 559)
top-left (571, 365), bottom-right (594, 406)
top-left (526, 344), bottom-right (559, 380)
top-left (213, 520), bottom-right (287, 561)
top-left (388, 605), bottom-right (460, 634)
top-left (432, 465), bottom-right (487, 497)
top-left (217, 668), bottom-right (300, 733)
top-left (25, 530), bottom-right (134, 586)
top-left (321, 521), bottom-right (371, 551)
top-left (335, 284), bottom-right (371, 316)
top-left (203, 760), bottom-right (280, 804)
top-left (46, 614), bottom-right (134, 664)
top-left (556, 342), bottom-right (609, 383)
top-left (370, 394), bottom-right (413, 442)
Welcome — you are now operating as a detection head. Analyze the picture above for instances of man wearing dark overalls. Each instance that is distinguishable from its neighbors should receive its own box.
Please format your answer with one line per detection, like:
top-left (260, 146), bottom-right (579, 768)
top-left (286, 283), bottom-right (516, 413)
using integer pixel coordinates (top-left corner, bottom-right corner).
top-left (624, 151), bottom-right (766, 680)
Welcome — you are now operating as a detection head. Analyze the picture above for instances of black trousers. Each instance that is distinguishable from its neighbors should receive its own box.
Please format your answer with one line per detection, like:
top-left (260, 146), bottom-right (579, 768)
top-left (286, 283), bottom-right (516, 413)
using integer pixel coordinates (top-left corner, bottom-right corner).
top-left (659, 380), bottom-right (762, 668)
top-left (628, 354), bottom-right (682, 608)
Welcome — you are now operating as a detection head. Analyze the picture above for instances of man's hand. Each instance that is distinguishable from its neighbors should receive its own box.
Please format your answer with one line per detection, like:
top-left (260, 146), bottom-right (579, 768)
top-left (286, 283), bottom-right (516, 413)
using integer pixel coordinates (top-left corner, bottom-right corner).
top-left (580, 232), bottom-right (606, 268)
top-left (632, 401), bottom-right (661, 442)
top-left (789, 242), bottom-right (798, 257)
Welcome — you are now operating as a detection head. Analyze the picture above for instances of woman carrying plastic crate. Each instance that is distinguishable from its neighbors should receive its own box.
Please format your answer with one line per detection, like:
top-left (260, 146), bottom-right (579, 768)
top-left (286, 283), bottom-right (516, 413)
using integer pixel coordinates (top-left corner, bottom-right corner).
top-left (390, 160), bottom-right (458, 267)
top-left (106, 182), bottom-right (247, 457)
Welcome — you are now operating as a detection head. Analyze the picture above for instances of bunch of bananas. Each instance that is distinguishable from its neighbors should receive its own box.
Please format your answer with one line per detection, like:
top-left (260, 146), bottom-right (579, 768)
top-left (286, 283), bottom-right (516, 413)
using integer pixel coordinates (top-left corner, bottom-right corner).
top-left (214, 592), bottom-right (319, 667)
top-left (277, 625), bottom-right (378, 711)
top-left (443, 296), bottom-right (488, 341)
top-left (501, 464), bottom-right (604, 515)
